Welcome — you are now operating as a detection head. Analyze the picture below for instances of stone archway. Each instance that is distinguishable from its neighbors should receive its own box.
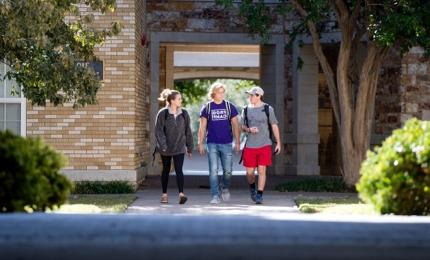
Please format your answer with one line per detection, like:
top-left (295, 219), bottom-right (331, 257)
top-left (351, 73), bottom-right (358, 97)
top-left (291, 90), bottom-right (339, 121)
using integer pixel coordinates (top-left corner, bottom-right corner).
top-left (148, 32), bottom-right (285, 176)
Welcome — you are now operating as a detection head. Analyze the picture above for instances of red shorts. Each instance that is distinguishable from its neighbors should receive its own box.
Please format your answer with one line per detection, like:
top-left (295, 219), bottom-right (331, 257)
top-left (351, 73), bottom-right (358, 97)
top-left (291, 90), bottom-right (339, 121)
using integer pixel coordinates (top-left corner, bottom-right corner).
top-left (242, 145), bottom-right (272, 168)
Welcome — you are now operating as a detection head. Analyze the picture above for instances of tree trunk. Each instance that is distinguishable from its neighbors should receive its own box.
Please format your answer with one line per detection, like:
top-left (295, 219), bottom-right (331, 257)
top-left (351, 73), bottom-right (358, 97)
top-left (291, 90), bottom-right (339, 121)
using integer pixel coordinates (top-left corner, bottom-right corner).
top-left (291, 0), bottom-right (389, 186)
top-left (340, 138), bottom-right (364, 186)
top-left (337, 43), bottom-right (388, 187)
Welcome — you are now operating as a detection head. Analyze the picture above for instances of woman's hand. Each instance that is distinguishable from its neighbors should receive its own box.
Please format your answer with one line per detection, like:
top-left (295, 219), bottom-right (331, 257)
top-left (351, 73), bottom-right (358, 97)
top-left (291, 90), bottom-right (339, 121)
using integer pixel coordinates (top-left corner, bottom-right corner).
top-left (198, 143), bottom-right (206, 155)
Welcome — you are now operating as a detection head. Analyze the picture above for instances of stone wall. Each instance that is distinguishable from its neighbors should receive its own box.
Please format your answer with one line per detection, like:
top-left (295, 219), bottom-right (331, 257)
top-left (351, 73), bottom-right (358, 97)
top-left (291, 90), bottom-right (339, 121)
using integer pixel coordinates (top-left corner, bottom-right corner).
top-left (372, 46), bottom-right (430, 140)
top-left (147, 1), bottom-right (259, 33)
top-left (284, 47), bottom-right (294, 168)
top-left (374, 49), bottom-right (402, 137)
top-left (400, 47), bottom-right (430, 122)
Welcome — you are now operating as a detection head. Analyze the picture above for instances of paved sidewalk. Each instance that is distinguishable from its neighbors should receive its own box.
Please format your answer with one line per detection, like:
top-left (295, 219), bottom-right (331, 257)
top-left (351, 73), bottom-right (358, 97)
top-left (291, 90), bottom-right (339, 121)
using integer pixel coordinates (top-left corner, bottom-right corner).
top-left (2, 189), bottom-right (430, 259)
top-left (126, 188), bottom-right (300, 216)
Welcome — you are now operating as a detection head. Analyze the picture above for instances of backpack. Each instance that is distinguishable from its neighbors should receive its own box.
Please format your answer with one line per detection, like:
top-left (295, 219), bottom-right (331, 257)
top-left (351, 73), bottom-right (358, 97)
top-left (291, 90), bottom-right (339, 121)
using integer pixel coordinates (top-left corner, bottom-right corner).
top-left (239, 104), bottom-right (276, 164)
top-left (152, 108), bottom-right (189, 165)
top-left (243, 104), bottom-right (276, 144)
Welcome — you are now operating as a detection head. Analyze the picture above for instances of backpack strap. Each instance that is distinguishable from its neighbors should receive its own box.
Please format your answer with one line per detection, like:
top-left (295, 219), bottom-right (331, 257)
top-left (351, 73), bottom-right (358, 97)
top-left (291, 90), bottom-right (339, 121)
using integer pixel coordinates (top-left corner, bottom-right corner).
top-left (181, 109), bottom-right (187, 123)
top-left (163, 108), bottom-right (169, 135)
top-left (206, 102), bottom-right (211, 121)
top-left (153, 108), bottom-right (169, 166)
top-left (243, 106), bottom-right (249, 128)
top-left (239, 105), bottom-right (249, 165)
top-left (164, 108), bottom-right (169, 121)
top-left (264, 104), bottom-right (276, 144)
top-left (263, 104), bottom-right (270, 121)
top-left (182, 109), bottom-right (188, 135)
top-left (225, 100), bottom-right (231, 121)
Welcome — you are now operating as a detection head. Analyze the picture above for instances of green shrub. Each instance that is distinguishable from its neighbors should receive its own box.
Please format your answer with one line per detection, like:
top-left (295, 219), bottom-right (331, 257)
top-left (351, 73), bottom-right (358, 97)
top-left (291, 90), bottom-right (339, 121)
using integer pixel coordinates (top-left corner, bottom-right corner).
top-left (357, 118), bottom-right (430, 215)
top-left (276, 176), bottom-right (354, 192)
top-left (73, 181), bottom-right (135, 194)
top-left (0, 130), bottom-right (72, 212)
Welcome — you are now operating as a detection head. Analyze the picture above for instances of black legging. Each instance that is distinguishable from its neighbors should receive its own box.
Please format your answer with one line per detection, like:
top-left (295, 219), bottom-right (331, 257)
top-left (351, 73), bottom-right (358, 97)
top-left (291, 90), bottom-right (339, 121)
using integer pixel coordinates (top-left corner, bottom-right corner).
top-left (161, 153), bottom-right (185, 193)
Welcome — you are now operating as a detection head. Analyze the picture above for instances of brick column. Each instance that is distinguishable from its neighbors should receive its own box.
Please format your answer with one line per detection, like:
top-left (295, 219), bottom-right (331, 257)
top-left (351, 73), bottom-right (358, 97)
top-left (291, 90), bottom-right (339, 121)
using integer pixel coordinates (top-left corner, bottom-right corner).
top-left (26, 0), bottom-right (149, 185)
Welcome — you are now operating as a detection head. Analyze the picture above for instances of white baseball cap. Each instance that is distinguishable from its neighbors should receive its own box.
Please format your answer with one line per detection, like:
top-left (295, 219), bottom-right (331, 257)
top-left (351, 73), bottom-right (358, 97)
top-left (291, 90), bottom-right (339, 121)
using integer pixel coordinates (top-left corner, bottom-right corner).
top-left (245, 86), bottom-right (264, 96)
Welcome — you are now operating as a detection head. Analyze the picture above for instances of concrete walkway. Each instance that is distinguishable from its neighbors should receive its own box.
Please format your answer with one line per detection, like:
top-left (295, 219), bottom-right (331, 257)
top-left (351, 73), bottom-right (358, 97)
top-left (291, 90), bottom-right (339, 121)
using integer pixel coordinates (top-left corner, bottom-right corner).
top-left (126, 189), bottom-right (300, 216)
top-left (183, 150), bottom-right (246, 175)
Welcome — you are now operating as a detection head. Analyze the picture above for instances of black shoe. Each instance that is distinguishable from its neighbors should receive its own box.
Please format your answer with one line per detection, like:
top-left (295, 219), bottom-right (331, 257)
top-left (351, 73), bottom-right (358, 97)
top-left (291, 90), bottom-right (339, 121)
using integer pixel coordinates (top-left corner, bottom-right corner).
top-left (179, 195), bottom-right (188, 204)
top-left (250, 188), bottom-right (257, 202)
top-left (255, 193), bottom-right (263, 204)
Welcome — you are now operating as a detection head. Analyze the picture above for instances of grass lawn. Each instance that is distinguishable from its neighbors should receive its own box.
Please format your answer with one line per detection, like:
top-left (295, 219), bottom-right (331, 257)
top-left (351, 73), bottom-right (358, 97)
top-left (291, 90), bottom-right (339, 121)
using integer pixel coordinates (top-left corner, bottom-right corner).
top-left (295, 196), bottom-right (376, 215)
top-left (53, 194), bottom-right (137, 213)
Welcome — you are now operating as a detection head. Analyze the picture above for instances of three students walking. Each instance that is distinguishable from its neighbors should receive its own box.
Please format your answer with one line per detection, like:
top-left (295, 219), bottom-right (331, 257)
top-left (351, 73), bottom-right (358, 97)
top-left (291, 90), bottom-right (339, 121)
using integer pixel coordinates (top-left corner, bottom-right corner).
top-left (154, 83), bottom-right (281, 205)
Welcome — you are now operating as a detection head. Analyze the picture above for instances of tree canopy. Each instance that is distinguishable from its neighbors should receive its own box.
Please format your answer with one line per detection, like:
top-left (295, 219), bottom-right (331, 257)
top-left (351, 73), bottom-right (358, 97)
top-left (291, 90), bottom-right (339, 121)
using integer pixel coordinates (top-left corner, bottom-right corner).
top-left (0, 0), bottom-right (120, 107)
top-left (218, 0), bottom-right (430, 54)
top-left (217, 0), bottom-right (430, 185)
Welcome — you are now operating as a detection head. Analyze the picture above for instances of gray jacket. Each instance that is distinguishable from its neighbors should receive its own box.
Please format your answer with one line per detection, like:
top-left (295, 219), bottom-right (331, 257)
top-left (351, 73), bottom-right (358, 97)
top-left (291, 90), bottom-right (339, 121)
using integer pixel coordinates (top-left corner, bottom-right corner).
top-left (155, 107), bottom-right (193, 156)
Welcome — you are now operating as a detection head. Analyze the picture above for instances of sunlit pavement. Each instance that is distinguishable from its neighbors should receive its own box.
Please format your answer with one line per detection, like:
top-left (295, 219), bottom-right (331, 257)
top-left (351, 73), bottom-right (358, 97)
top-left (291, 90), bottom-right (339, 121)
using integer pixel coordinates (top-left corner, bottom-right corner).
top-left (1, 189), bottom-right (430, 259)
top-left (126, 189), bottom-right (299, 217)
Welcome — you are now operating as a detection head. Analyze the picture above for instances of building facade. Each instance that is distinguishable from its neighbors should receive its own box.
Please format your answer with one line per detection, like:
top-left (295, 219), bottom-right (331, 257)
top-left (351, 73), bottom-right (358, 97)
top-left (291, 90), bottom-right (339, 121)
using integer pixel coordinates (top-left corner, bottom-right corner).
top-left (2, 0), bottom-right (429, 184)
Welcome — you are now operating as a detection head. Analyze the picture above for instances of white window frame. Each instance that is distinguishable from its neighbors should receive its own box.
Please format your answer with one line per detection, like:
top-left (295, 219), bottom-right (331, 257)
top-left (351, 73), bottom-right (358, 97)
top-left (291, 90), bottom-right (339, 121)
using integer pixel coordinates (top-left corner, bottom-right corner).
top-left (0, 62), bottom-right (26, 136)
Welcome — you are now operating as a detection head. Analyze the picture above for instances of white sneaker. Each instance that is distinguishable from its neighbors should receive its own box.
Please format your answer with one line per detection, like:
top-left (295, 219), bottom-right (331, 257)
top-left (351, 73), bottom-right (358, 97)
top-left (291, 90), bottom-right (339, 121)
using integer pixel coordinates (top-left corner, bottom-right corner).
top-left (221, 189), bottom-right (230, 201)
top-left (210, 196), bottom-right (221, 204)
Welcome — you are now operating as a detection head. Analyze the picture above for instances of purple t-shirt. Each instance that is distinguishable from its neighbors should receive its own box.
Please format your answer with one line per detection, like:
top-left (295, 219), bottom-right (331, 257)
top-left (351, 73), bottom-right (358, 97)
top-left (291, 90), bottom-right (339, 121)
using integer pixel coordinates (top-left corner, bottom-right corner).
top-left (200, 101), bottom-right (238, 144)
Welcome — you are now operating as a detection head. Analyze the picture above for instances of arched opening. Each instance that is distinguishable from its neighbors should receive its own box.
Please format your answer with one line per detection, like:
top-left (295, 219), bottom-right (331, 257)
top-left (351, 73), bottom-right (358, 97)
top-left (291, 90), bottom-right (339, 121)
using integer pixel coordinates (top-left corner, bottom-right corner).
top-left (158, 43), bottom-right (261, 175)
top-left (149, 32), bottom-right (285, 179)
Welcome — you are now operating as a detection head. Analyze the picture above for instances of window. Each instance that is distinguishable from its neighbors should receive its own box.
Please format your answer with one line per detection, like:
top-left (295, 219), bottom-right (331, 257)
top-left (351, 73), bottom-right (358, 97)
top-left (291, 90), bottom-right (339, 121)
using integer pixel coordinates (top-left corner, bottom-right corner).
top-left (0, 62), bottom-right (26, 136)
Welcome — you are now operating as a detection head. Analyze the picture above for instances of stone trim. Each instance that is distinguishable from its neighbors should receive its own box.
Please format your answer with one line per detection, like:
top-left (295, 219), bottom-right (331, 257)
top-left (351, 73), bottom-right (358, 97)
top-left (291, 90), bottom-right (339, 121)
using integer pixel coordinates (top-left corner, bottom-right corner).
top-left (62, 167), bottom-right (146, 183)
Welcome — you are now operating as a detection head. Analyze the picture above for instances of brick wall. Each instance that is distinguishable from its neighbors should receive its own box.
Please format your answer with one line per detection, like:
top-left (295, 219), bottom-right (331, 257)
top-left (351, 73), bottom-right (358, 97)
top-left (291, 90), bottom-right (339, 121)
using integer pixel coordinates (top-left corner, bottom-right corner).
top-left (26, 0), bottom-right (148, 183)
top-left (135, 0), bottom-right (150, 173)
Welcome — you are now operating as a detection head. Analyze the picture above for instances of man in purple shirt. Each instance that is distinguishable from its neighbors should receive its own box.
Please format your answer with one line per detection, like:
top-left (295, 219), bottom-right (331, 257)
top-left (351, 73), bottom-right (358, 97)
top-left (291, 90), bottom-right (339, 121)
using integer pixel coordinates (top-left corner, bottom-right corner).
top-left (198, 82), bottom-right (240, 204)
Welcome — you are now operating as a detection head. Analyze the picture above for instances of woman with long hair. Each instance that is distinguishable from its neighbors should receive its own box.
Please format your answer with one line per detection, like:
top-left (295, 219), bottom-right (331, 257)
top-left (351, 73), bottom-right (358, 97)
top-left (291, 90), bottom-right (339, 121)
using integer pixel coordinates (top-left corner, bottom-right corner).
top-left (155, 89), bottom-right (193, 204)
